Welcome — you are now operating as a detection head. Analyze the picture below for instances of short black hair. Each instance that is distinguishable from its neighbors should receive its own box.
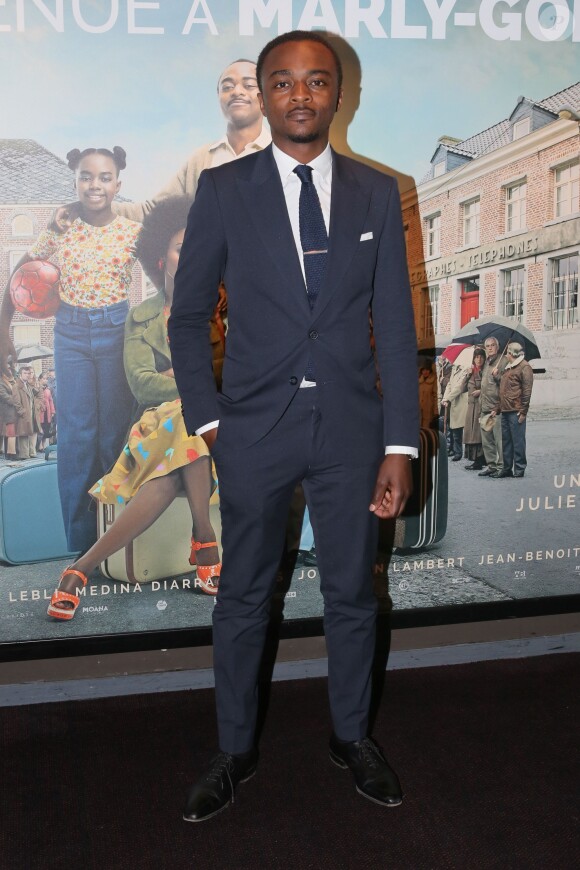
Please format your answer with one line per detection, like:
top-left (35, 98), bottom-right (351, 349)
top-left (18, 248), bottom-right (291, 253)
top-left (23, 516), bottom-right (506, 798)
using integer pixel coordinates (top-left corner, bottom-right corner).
top-left (217, 58), bottom-right (257, 92)
top-left (256, 30), bottom-right (343, 92)
top-left (135, 196), bottom-right (193, 291)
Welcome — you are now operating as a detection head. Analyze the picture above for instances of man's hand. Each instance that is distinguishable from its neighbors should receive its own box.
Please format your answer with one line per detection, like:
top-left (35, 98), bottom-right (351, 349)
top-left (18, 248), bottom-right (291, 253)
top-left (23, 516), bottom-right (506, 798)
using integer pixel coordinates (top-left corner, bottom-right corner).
top-left (517, 413), bottom-right (526, 424)
top-left (200, 426), bottom-right (218, 452)
top-left (369, 454), bottom-right (413, 520)
top-left (48, 203), bottom-right (81, 234)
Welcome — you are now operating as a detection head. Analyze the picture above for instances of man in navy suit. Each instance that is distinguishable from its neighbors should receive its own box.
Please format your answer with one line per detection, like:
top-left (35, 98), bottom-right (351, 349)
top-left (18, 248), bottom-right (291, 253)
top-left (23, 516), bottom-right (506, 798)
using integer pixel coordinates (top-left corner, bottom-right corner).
top-left (169, 30), bottom-right (419, 822)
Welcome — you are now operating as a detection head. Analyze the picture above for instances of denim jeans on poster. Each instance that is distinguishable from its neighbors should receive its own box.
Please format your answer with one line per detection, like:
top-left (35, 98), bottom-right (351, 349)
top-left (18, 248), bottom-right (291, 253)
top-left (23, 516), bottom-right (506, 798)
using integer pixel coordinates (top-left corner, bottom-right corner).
top-left (501, 410), bottom-right (527, 475)
top-left (54, 300), bottom-right (134, 553)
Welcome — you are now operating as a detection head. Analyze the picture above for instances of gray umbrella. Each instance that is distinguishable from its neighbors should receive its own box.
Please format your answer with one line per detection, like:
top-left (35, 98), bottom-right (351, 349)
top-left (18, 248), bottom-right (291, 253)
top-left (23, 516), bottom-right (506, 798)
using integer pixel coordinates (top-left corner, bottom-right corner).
top-left (452, 315), bottom-right (541, 361)
top-left (15, 344), bottom-right (54, 363)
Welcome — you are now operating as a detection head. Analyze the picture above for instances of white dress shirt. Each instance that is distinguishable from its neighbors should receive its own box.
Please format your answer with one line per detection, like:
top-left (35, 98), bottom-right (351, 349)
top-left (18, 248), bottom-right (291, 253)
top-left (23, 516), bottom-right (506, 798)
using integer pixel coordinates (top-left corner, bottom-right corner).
top-left (197, 142), bottom-right (417, 459)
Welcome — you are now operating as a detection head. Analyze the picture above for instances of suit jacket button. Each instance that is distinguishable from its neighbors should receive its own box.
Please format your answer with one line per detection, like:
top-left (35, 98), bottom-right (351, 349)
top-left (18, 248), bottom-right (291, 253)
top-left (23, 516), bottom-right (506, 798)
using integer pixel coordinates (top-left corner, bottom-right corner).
top-left (289, 376), bottom-right (298, 385)
top-left (309, 330), bottom-right (318, 340)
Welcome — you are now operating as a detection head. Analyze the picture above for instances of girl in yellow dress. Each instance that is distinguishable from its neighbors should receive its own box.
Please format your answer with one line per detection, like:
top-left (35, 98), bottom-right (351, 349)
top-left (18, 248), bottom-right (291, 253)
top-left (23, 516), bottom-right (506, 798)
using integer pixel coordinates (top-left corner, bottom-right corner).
top-left (47, 197), bottom-right (223, 619)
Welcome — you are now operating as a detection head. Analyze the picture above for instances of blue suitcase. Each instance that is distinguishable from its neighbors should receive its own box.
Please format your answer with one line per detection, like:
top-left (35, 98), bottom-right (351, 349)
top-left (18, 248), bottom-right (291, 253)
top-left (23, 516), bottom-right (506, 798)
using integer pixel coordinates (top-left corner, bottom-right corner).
top-left (0, 458), bottom-right (76, 564)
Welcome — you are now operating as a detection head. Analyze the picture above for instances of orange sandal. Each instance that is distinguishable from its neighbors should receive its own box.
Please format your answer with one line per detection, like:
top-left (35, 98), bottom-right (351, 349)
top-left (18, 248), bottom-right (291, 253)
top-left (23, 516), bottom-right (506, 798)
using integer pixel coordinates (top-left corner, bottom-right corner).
top-left (47, 567), bottom-right (88, 620)
top-left (189, 539), bottom-right (221, 596)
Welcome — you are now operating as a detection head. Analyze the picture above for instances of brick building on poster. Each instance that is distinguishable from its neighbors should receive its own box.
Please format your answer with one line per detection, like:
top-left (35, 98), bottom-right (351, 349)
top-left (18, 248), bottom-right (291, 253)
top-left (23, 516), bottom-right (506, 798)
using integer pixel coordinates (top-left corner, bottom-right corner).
top-left (0, 139), bottom-right (148, 373)
top-left (405, 82), bottom-right (580, 411)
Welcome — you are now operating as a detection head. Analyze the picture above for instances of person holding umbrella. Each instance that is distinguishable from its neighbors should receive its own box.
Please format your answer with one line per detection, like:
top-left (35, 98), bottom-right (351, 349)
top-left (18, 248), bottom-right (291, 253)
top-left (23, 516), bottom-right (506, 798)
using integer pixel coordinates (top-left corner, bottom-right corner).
top-left (497, 342), bottom-right (534, 478)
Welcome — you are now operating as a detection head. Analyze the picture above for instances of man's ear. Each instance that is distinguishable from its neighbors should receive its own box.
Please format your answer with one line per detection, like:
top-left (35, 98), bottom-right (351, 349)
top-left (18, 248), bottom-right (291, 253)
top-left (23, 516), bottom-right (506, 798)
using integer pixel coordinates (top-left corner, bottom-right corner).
top-left (336, 87), bottom-right (343, 112)
top-left (258, 90), bottom-right (267, 118)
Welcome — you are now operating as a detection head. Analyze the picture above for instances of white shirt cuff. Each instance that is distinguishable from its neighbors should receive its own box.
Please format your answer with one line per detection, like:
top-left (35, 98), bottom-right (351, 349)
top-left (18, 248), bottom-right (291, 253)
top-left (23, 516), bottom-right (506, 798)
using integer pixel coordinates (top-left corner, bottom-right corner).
top-left (385, 445), bottom-right (418, 459)
top-left (195, 420), bottom-right (219, 435)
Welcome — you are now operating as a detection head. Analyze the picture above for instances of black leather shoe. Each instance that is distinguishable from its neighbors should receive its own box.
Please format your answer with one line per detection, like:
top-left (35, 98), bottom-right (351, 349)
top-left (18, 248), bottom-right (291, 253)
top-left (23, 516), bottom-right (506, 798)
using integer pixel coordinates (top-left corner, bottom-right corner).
top-left (465, 463), bottom-right (483, 471)
top-left (451, 455), bottom-right (462, 462)
top-left (183, 749), bottom-right (258, 822)
top-left (478, 468), bottom-right (496, 476)
top-left (514, 472), bottom-right (525, 478)
top-left (329, 735), bottom-right (402, 807)
top-left (495, 469), bottom-right (514, 478)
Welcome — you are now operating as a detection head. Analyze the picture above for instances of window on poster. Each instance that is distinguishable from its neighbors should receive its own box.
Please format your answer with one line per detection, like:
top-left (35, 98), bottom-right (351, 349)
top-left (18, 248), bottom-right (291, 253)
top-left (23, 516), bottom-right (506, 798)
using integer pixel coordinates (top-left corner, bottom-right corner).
top-left (501, 266), bottom-right (525, 321)
top-left (9, 250), bottom-right (27, 273)
top-left (11, 214), bottom-right (34, 237)
top-left (425, 214), bottom-right (441, 258)
top-left (512, 118), bottom-right (530, 141)
top-left (555, 161), bottom-right (579, 218)
top-left (462, 198), bottom-right (480, 247)
top-left (505, 182), bottom-right (527, 233)
top-left (548, 254), bottom-right (579, 329)
top-left (420, 285), bottom-right (439, 338)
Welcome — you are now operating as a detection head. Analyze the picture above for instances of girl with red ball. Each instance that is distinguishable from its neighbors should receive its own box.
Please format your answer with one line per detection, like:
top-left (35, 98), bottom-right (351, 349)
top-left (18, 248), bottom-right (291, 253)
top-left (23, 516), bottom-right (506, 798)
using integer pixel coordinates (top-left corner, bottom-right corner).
top-left (0, 146), bottom-right (140, 555)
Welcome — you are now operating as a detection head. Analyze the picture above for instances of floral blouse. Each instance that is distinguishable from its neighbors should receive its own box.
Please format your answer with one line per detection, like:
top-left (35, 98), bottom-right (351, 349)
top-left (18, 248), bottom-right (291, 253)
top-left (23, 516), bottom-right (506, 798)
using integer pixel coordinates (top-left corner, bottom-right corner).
top-left (29, 216), bottom-right (140, 308)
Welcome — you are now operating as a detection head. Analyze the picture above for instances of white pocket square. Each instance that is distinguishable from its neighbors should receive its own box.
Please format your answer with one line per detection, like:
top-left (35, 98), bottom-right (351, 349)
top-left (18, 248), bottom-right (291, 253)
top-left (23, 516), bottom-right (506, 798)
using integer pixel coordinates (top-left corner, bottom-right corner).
top-left (360, 231), bottom-right (373, 242)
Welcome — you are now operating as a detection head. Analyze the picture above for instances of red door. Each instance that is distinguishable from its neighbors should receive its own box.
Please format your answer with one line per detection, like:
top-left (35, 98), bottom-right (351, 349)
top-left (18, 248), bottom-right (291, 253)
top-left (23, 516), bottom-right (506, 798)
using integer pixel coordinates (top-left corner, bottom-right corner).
top-left (460, 277), bottom-right (480, 326)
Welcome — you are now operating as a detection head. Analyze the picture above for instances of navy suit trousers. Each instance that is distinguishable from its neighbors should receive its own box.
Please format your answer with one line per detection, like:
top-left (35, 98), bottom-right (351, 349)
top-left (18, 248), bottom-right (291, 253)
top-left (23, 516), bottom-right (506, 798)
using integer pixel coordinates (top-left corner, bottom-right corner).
top-left (211, 387), bottom-right (383, 754)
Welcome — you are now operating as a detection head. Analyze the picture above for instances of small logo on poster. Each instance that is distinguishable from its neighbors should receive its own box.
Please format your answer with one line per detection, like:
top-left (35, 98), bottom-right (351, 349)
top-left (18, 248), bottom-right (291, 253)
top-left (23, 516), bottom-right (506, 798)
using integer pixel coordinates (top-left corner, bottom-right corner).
top-left (156, 600), bottom-right (168, 611)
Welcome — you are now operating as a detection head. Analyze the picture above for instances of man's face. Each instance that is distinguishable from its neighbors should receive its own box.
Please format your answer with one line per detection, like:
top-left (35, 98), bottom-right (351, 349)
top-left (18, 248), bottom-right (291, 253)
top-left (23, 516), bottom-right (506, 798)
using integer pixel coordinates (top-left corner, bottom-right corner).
top-left (484, 340), bottom-right (498, 359)
top-left (218, 61), bottom-right (261, 129)
top-left (258, 40), bottom-right (342, 147)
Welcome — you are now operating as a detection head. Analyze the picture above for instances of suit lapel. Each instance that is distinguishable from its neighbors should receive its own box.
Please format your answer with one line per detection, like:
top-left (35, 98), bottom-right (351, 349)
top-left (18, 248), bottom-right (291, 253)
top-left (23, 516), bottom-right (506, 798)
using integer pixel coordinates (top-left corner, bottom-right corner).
top-left (314, 151), bottom-right (371, 319)
top-left (237, 146), bottom-right (310, 316)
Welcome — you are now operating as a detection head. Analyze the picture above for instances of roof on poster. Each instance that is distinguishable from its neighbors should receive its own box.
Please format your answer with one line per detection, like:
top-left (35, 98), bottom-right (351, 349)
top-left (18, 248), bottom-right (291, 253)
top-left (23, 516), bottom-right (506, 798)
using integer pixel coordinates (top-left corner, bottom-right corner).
top-left (0, 139), bottom-right (72, 203)
top-left (421, 81), bottom-right (580, 184)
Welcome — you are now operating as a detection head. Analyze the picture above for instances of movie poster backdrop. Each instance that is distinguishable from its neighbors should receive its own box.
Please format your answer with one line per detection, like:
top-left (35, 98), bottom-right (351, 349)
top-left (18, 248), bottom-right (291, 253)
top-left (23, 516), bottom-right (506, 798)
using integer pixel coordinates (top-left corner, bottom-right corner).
top-left (0, 0), bottom-right (578, 644)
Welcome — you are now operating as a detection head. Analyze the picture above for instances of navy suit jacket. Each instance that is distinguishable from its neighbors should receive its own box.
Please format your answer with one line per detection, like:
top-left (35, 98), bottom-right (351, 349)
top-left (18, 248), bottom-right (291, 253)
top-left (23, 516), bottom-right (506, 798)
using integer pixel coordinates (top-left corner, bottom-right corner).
top-left (169, 145), bottom-right (419, 459)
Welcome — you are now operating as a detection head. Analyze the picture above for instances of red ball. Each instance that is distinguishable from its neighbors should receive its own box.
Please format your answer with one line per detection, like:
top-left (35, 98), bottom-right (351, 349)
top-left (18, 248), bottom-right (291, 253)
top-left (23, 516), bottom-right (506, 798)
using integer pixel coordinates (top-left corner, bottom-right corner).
top-left (9, 260), bottom-right (61, 319)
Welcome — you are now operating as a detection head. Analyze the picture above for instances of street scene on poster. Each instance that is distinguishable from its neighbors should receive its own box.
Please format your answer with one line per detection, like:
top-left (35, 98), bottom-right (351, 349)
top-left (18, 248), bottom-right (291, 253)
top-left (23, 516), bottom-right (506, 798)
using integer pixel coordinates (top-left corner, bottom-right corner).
top-left (0, 1), bottom-right (578, 642)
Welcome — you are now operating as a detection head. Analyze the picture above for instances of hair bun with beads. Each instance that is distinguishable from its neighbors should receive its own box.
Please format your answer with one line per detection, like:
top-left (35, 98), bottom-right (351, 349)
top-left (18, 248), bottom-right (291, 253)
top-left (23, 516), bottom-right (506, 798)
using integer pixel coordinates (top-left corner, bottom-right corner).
top-left (112, 146), bottom-right (127, 170)
top-left (66, 148), bottom-right (82, 170)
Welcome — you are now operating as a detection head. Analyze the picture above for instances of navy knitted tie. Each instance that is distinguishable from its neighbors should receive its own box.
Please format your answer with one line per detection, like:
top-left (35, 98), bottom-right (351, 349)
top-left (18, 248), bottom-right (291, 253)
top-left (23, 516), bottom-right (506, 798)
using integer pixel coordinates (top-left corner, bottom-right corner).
top-left (293, 164), bottom-right (328, 309)
top-left (293, 164), bottom-right (328, 381)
